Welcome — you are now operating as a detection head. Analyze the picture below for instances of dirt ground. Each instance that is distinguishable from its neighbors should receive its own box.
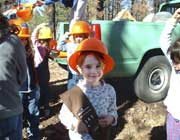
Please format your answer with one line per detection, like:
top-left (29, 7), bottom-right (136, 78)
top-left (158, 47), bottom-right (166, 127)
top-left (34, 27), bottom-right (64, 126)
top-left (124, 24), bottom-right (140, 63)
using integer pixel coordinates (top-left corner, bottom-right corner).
top-left (27, 59), bottom-right (167, 140)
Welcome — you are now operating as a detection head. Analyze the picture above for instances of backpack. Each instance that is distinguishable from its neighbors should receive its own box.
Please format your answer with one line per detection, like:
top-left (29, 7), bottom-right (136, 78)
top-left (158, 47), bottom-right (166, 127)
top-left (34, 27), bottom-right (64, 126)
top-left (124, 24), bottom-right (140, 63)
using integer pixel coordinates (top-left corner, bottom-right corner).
top-left (60, 0), bottom-right (73, 8)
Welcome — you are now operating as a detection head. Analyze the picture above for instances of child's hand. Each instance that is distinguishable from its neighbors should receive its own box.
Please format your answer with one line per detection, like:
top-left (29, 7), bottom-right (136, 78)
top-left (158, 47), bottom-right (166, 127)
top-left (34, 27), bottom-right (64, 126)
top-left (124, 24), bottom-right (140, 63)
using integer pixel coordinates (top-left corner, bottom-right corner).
top-left (35, 0), bottom-right (45, 7)
top-left (99, 115), bottom-right (114, 128)
top-left (170, 8), bottom-right (180, 24)
top-left (73, 120), bottom-right (88, 134)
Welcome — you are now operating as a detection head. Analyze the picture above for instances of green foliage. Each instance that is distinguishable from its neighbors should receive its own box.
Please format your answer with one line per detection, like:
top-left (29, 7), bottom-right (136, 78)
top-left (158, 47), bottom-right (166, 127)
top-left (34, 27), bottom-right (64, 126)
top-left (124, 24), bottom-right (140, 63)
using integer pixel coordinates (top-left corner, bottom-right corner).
top-left (55, 3), bottom-right (70, 22)
top-left (28, 3), bottom-right (70, 33)
top-left (28, 11), bottom-right (49, 33)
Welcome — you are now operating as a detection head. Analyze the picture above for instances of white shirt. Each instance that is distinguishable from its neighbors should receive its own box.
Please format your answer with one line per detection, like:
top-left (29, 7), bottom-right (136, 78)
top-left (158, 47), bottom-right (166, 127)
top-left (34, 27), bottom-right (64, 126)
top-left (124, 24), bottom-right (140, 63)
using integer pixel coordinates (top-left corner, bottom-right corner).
top-left (59, 80), bottom-right (118, 140)
top-left (160, 22), bottom-right (180, 120)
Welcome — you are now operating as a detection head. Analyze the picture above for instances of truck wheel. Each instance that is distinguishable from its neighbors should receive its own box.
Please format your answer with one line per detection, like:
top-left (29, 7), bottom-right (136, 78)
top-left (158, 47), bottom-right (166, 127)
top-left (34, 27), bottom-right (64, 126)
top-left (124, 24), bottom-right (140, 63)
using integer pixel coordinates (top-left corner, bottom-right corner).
top-left (134, 55), bottom-right (171, 103)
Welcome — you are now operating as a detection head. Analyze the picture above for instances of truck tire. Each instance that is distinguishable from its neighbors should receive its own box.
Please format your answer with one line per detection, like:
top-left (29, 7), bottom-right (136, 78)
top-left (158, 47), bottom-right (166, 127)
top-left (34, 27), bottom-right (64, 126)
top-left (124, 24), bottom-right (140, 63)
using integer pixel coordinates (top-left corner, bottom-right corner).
top-left (134, 55), bottom-right (171, 103)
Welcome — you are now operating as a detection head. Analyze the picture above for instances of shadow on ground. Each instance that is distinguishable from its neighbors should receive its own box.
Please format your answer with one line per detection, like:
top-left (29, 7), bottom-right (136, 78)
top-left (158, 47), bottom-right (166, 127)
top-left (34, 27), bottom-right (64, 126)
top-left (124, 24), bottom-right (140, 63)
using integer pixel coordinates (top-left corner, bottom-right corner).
top-left (150, 125), bottom-right (166, 140)
top-left (107, 77), bottom-right (138, 139)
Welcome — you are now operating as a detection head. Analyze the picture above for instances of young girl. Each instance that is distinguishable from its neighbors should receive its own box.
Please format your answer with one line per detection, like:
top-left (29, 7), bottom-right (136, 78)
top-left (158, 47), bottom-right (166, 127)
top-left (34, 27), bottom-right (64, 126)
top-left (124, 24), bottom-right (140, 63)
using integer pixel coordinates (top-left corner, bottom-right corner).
top-left (59, 38), bottom-right (118, 140)
top-left (160, 8), bottom-right (180, 139)
top-left (17, 22), bottom-right (40, 140)
top-left (57, 20), bottom-right (91, 89)
top-left (31, 23), bottom-right (53, 117)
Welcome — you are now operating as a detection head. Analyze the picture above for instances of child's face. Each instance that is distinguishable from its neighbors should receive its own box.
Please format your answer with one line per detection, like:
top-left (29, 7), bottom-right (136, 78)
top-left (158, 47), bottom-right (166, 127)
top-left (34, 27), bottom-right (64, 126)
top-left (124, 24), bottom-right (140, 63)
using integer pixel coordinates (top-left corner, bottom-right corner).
top-left (78, 54), bottom-right (104, 86)
top-left (173, 56), bottom-right (180, 72)
top-left (39, 39), bottom-right (51, 48)
top-left (73, 33), bottom-right (88, 44)
top-left (174, 63), bottom-right (180, 72)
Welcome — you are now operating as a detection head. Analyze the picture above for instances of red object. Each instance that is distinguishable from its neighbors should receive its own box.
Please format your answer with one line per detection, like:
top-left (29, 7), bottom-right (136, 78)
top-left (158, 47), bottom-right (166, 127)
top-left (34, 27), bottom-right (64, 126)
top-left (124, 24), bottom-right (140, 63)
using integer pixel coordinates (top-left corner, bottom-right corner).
top-left (49, 39), bottom-right (57, 50)
top-left (16, 4), bottom-right (33, 22)
top-left (91, 24), bottom-right (101, 40)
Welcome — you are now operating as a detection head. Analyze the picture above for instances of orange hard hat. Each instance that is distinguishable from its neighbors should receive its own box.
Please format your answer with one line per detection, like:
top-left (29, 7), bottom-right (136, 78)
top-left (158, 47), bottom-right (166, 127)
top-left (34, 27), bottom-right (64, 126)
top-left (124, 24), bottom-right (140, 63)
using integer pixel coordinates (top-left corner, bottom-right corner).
top-left (18, 23), bottom-right (30, 38)
top-left (68, 38), bottom-right (115, 74)
top-left (16, 4), bottom-right (33, 22)
top-left (70, 21), bottom-right (91, 36)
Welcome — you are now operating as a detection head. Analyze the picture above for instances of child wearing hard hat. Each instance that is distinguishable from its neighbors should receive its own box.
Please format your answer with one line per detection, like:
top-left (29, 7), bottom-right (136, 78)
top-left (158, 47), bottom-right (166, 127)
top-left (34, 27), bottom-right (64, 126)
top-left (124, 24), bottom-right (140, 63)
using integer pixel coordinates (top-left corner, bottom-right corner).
top-left (12, 21), bottom-right (40, 140)
top-left (160, 8), bottom-right (180, 139)
top-left (57, 20), bottom-right (91, 89)
top-left (59, 38), bottom-right (118, 140)
top-left (31, 23), bottom-right (53, 117)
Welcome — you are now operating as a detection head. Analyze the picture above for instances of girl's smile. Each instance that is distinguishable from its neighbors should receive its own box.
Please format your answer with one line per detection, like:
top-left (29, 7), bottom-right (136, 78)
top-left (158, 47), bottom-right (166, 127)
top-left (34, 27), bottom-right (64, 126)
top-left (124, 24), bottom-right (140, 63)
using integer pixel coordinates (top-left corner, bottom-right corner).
top-left (78, 54), bottom-right (104, 86)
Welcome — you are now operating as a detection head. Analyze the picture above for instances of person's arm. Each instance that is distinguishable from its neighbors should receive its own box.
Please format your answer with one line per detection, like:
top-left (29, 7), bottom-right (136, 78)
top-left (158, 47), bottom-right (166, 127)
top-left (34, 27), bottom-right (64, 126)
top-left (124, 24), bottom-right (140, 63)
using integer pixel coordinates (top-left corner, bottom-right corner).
top-left (59, 104), bottom-right (78, 130)
top-left (56, 32), bottom-right (70, 51)
top-left (98, 85), bottom-right (117, 128)
top-left (59, 103), bottom-right (88, 133)
top-left (69, 0), bottom-right (87, 30)
top-left (107, 86), bottom-right (118, 126)
top-left (37, 0), bottom-right (59, 5)
top-left (31, 26), bottom-right (40, 47)
top-left (31, 23), bottom-right (49, 67)
top-left (31, 23), bottom-right (49, 46)
top-left (14, 35), bottom-right (27, 85)
top-left (160, 8), bottom-right (180, 59)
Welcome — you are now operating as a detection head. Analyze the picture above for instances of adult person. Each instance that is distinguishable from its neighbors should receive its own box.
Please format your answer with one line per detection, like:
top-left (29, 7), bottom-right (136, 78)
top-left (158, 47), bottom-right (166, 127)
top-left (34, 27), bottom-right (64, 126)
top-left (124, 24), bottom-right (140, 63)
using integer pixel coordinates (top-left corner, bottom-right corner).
top-left (36, 0), bottom-right (87, 30)
top-left (0, 13), bottom-right (27, 140)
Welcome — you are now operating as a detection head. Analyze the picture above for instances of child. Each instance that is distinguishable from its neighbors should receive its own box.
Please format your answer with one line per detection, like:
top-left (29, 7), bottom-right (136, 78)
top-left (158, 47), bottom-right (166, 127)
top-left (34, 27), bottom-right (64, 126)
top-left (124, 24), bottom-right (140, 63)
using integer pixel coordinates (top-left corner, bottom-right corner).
top-left (59, 38), bottom-right (118, 140)
top-left (57, 20), bottom-right (91, 89)
top-left (31, 23), bottom-right (52, 117)
top-left (16, 22), bottom-right (40, 140)
top-left (160, 8), bottom-right (180, 139)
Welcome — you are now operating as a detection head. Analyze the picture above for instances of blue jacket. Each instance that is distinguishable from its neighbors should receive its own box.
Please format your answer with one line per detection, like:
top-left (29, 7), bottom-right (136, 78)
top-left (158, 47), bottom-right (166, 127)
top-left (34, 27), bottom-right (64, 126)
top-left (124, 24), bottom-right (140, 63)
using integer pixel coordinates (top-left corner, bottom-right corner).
top-left (19, 55), bottom-right (38, 93)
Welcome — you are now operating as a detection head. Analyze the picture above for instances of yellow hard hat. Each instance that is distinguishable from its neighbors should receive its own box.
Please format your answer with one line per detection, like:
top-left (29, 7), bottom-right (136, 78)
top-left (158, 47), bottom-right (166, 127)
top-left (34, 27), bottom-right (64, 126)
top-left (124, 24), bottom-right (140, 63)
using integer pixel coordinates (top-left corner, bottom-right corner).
top-left (38, 26), bottom-right (53, 39)
top-left (8, 19), bottom-right (30, 37)
top-left (8, 18), bottom-right (23, 29)
top-left (18, 23), bottom-right (30, 38)
top-left (70, 21), bottom-right (91, 36)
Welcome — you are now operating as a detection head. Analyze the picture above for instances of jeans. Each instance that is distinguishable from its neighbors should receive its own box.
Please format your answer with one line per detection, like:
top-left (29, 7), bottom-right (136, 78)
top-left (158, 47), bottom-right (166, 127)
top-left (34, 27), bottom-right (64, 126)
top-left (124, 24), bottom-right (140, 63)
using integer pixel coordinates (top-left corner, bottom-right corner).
top-left (69, 0), bottom-right (88, 30)
top-left (0, 114), bottom-right (22, 140)
top-left (67, 74), bottom-right (82, 89)
top-left (19, 88), bottom-right (40, 140)
top-left (38, 75), bottom-right (50, 110)
top-left (36, 57), bottom-right (50, 110)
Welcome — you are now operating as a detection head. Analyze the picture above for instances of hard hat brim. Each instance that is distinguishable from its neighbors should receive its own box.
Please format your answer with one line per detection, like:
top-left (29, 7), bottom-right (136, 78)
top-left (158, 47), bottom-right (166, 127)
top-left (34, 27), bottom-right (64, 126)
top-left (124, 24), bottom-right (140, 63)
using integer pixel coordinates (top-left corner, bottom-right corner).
top-left (68, 50), bottom-right (115, 75)
top-left (19, 34), bottom-right (30, 38)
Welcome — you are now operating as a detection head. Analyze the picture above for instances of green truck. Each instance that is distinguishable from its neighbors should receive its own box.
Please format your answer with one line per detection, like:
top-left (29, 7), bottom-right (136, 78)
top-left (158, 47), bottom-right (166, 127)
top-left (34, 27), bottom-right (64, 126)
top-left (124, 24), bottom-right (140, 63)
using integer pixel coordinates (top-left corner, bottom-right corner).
top-left (54, 0), bottom-right (180, 103)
